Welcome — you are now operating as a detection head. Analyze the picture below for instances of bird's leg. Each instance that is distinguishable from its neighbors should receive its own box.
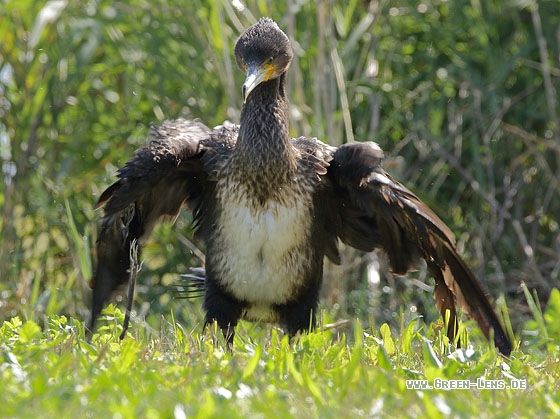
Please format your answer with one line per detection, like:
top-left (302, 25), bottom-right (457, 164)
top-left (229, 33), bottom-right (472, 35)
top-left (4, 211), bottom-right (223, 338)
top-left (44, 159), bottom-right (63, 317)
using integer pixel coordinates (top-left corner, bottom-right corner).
top-left (203, 289), bottom-right (242, 349)
top-left (278, 300), bottom-right (317, 338)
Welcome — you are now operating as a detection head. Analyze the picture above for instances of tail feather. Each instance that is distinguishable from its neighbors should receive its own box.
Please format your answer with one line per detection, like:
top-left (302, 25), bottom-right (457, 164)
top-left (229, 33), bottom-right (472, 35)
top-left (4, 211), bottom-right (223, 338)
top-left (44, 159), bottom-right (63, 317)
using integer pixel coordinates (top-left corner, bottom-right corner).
top-left (172, 268), bottom-right (206, 299)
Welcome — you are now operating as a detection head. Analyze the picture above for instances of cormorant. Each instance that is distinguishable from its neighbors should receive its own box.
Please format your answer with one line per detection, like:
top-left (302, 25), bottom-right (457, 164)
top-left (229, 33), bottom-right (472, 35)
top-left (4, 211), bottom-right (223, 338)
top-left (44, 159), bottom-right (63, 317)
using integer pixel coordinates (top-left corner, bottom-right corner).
top-left (90, 18), bottom-right (512, 355)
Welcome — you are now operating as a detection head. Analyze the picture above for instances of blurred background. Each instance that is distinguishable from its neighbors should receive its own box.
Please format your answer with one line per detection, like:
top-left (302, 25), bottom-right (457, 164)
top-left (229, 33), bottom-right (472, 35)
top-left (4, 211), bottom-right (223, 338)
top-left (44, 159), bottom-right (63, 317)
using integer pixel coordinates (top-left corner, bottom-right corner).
top-left (1, 0), bottom-right (559, 337)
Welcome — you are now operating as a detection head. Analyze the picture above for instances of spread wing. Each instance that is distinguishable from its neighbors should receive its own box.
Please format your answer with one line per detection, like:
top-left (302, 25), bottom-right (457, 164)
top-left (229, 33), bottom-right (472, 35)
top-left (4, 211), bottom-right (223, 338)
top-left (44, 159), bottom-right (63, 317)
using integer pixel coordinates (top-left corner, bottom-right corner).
top-left (89, 118), bottom-right (236, 332)
top-left (328, 142), bottom-right (512, 356)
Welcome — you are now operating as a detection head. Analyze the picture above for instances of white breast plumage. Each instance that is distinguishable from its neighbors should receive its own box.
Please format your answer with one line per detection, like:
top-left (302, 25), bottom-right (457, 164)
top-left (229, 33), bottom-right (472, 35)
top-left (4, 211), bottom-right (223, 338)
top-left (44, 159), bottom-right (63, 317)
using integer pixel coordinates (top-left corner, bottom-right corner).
top-left (212, 180), bottom-right (314, 313)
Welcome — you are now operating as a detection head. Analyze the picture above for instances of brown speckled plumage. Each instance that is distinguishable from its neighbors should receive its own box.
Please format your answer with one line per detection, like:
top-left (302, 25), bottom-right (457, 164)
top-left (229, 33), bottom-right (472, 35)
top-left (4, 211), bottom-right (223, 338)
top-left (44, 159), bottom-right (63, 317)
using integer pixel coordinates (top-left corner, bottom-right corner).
top-left (90, 18), bottom-right (511, 355)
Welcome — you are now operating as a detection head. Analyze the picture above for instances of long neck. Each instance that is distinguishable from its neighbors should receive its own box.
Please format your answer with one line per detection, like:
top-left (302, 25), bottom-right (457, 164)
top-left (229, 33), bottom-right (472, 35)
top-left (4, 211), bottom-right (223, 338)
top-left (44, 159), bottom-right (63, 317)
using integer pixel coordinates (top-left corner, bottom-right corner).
top-left (236, 73), bottom-right (296, 175)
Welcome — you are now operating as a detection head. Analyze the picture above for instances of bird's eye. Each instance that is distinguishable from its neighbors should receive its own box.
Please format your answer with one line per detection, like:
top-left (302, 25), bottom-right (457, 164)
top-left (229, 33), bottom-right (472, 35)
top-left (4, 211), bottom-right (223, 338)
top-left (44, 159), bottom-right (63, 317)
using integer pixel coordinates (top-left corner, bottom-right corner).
top-left (268, 57), bottom-right (274, 64)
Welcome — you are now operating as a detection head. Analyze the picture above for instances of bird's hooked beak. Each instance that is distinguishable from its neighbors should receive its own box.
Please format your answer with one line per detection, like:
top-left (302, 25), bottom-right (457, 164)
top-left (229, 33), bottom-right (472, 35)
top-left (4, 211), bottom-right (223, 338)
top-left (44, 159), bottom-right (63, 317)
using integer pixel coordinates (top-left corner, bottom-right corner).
top-left (242, 62), bottom-right (275, 103)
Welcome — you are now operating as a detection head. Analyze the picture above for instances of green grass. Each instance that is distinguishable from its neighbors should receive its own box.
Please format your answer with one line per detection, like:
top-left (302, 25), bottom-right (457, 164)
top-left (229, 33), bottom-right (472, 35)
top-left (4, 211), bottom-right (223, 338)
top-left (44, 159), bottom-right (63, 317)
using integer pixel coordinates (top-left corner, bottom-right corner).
top-left (2, 291), bottom-right (559, 418)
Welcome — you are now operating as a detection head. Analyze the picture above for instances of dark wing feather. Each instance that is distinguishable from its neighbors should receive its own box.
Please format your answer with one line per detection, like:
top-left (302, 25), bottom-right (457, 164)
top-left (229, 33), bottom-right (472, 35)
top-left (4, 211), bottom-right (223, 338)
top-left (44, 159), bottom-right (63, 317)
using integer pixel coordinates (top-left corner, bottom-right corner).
top-left (89, 118), bottom-right (231, 333)
top-left (328, 142), bottom-right (511, 355)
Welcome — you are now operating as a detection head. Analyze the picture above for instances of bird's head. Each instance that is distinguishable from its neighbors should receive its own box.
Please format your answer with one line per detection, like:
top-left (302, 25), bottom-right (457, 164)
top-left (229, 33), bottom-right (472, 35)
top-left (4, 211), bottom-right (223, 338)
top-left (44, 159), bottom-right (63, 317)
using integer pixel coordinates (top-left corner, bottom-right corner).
top-left (234, 18), bottom-right (293, 103)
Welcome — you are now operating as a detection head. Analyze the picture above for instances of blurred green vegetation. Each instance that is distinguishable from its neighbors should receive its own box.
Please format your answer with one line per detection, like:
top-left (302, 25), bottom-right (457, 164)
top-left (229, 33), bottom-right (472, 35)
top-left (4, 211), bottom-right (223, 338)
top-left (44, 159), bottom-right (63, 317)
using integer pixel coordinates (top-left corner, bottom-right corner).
top-left (1, 0), bottom-right (559, 335)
